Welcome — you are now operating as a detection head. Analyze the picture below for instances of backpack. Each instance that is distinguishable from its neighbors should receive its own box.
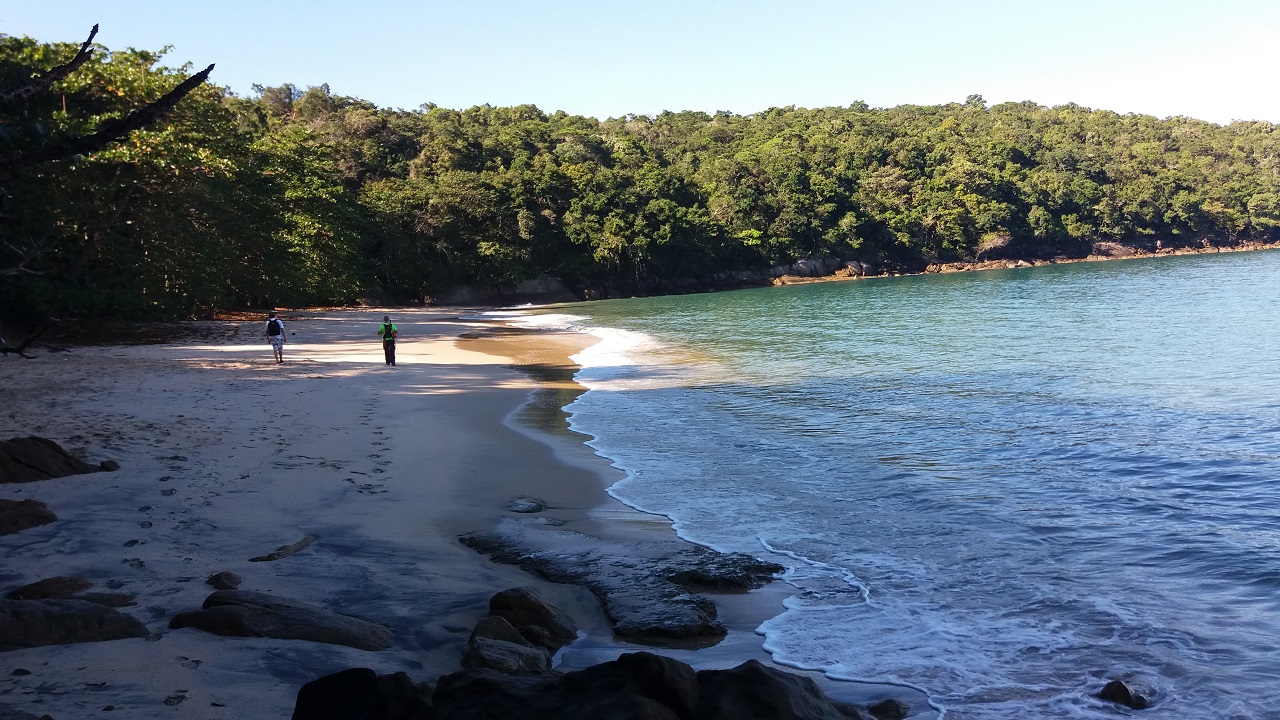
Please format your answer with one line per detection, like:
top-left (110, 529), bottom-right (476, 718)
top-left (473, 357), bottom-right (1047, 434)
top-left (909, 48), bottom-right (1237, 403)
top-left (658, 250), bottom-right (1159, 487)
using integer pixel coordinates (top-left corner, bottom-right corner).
top-left (267, 319), bottom-right (282, 336)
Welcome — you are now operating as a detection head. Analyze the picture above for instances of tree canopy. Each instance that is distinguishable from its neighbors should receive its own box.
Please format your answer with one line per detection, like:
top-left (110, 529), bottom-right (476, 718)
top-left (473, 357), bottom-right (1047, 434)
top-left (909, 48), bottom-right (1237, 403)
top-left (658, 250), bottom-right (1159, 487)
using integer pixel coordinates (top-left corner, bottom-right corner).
top-left (3, 32), bottom-right (1279, 325)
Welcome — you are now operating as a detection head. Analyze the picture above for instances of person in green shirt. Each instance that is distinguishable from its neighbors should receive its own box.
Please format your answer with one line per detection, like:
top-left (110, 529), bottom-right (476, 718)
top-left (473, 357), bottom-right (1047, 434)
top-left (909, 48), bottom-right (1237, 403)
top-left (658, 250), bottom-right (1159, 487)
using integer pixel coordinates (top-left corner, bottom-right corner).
top-left (377, 315), bottom-right (398, 366)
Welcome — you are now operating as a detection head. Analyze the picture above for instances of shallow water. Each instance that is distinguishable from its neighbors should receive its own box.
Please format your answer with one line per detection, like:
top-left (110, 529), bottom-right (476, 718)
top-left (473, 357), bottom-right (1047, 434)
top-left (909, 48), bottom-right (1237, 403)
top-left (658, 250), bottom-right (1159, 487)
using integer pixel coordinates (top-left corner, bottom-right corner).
top-left (511, 251), bottom-right (1280, 719)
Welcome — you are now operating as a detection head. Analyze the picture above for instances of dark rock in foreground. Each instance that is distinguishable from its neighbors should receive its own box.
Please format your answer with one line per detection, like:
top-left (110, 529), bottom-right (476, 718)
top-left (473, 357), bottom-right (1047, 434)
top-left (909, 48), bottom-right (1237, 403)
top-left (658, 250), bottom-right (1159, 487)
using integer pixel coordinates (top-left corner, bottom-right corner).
top-left (169, 589), bottom-right (393, 651)
top-left (0, 436), bottom-right (102, 483)
top-left (697, 659), bottom-right (869, 719)
top-left (291, 667), bottom-right (433, 720)
top-left (0, 598), bottom-right (148, 652)
top-left (0, 498), bottom-right (57, 535)
top-left (429, 651), bottom-right (877, 720)
top-left (463, 624), bottom-right (551, 673)
top-left (460, 525), bottom-right (782, 644)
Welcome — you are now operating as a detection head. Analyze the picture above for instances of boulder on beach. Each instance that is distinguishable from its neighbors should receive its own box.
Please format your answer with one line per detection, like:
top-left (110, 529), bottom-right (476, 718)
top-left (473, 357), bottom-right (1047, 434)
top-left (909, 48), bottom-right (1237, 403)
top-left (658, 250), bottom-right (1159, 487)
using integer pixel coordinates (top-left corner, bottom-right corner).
top-left (488, 587), bottom-right (578, 652)
top-left (463, 615), bottom-right (553, 673)
top-left (169, 590), bottom-right (393, 651)
top-left (0, 436), bottom-right (105, 483)
top-left (462, 634), bottom-right (551, 673)
top-left (0, 598), bottom-right (148, 652)
top-left (0, 498), bottom-right (57, 535)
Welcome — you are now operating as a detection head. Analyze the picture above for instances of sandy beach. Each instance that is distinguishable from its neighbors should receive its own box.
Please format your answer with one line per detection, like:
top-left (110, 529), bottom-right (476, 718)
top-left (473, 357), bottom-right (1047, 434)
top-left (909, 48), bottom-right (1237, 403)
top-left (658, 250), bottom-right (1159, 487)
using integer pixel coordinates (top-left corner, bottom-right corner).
top-left (0, 308), bottom-right (825, 720)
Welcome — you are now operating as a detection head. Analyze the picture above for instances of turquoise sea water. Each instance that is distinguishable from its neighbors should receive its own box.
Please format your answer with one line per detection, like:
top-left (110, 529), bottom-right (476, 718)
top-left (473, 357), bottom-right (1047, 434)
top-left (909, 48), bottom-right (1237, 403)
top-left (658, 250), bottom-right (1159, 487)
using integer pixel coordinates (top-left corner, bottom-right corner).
top-left (513, 250), bottom-right (1280, 719)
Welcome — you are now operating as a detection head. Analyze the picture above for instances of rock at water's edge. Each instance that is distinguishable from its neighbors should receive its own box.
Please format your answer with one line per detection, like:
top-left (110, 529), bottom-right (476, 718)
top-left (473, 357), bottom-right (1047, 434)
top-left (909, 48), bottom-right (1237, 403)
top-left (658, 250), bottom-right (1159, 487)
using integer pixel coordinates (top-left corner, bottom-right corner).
top-left (1098, 678), bottom-right (1152, 709)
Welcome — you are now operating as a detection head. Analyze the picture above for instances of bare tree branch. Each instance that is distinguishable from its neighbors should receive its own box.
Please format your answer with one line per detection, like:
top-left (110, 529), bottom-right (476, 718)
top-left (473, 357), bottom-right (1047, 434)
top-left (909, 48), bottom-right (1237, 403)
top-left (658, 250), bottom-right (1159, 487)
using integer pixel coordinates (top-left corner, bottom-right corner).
top-left (0, 24), bottom-right (99, 105)
top-left (0, 63), bottom-right (215, 176)
top-left (1, 237), bottom-right (52, 276)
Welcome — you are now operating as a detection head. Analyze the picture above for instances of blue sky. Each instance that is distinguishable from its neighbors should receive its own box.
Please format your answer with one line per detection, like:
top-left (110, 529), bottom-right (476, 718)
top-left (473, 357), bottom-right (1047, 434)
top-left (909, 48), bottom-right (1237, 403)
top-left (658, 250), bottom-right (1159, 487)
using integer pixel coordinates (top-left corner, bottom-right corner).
top-left (5, 0), bottom-right (1280, 124)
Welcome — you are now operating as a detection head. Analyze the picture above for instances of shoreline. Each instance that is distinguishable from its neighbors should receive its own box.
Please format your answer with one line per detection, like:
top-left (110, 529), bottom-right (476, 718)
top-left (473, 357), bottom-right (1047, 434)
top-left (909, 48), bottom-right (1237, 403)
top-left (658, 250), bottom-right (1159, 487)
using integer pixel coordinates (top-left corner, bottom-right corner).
top-left (0, 306), bottom-right (916, 718)
top-left (454, 315), bottom-right (934, 712)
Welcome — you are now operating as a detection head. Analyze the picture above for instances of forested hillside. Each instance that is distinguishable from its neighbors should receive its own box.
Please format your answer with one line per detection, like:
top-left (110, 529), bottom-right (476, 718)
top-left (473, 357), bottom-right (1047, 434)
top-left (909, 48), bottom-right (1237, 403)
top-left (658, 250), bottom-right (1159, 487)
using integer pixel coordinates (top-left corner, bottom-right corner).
top-left (4, 33), bottom-right (1280, 323)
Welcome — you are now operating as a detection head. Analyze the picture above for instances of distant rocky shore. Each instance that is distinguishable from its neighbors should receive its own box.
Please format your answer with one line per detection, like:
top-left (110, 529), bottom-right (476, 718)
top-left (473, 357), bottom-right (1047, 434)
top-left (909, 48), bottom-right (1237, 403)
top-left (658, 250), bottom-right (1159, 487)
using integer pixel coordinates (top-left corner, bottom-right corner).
top-left (440, 238), bottom-right (1280, 306)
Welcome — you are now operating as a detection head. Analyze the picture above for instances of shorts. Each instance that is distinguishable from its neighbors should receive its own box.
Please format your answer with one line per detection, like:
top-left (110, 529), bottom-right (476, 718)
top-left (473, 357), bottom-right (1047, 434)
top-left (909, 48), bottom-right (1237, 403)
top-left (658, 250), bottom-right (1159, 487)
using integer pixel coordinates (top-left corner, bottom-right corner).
top-left (269, 336), bottom-right (284, 351)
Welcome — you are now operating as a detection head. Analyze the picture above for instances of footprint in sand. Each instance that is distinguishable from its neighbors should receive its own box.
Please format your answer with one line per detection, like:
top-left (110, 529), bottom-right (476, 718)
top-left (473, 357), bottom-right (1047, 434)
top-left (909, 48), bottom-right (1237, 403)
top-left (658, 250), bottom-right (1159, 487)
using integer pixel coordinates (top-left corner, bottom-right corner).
top-left (163, 692), bottom-right (187, 706)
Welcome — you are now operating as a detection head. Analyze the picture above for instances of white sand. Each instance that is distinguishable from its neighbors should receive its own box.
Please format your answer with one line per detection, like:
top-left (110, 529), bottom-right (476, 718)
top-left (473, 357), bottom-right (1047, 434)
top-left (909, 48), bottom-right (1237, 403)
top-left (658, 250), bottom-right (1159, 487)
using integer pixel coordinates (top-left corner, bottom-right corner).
top-left (0, 308), bottom-right (630, 719)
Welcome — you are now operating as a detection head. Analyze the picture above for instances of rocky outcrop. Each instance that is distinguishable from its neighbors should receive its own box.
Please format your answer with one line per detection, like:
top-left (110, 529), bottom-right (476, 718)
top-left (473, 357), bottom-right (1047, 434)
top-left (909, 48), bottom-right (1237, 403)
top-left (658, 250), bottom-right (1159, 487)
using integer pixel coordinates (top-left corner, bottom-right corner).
top-left (0, 436), bottom-right (113, 483)
top-left (460, 527), bottom-right (782, 645)
top-left (169, 590), bottom-right (393, 651)
top-left (425, 652), bottom-right (881, 720)
top-left (460, 587), bottom-right (581, 672)
top-left (0, 498), bottom-right (57, 535)
top-left (0, 599), bottom-right (148, 652)
top-left (290, 591), bottom-right (910, 720)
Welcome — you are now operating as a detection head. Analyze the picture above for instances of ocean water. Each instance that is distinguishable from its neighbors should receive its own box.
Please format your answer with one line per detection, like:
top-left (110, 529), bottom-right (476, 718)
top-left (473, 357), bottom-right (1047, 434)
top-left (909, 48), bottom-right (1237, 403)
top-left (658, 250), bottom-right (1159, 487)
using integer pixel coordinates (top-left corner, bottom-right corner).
top-left (509, 251), bottom-right (1280, 719)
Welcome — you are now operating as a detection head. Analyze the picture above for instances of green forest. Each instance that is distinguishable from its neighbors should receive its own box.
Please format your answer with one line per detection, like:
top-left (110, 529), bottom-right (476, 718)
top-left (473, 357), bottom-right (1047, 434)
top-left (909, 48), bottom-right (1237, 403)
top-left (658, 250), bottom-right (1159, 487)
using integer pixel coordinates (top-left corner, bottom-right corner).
top-left (4, 31), bottom-right (1280, 325)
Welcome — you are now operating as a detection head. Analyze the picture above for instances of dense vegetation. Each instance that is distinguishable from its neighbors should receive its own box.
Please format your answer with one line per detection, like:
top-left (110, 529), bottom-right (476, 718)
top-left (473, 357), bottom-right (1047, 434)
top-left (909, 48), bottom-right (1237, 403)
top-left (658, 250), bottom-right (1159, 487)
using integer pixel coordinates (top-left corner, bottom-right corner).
top-left (4, 33), bottom-right (1280, 324)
